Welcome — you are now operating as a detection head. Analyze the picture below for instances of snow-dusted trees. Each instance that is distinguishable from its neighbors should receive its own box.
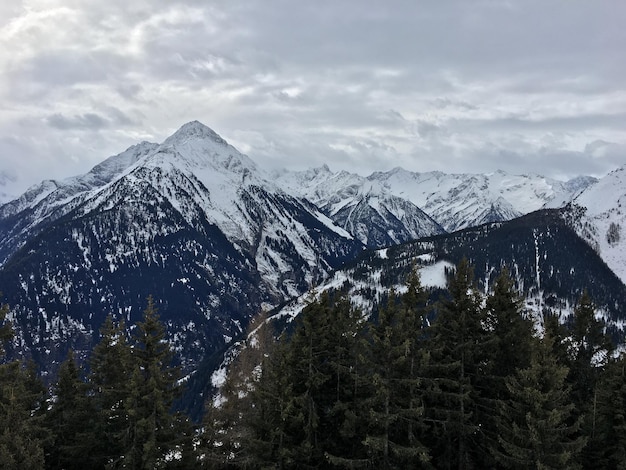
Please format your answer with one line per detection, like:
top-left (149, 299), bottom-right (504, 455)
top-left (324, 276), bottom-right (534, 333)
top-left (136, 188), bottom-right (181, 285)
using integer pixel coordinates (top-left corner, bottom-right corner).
top-left (271, 292), bottom-right (369, 468)
top-left (203, 259), bottom-right (621, 469)
top-left (86, 315), bottom-right (134, 467)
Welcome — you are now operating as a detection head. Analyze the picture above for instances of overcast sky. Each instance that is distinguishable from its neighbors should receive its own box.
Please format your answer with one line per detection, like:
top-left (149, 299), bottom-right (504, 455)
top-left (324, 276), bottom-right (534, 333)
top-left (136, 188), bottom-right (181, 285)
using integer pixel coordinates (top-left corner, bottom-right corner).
top-left (1, 1), bottom-right (625, 195)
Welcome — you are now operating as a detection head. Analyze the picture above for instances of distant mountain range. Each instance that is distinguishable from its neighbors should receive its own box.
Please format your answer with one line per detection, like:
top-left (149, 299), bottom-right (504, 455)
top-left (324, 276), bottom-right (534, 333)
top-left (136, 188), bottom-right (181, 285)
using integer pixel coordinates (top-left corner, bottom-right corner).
top-left (273, 164), bottom-right (596, 235)
top-left (0, 121), bottom-right (624, 417)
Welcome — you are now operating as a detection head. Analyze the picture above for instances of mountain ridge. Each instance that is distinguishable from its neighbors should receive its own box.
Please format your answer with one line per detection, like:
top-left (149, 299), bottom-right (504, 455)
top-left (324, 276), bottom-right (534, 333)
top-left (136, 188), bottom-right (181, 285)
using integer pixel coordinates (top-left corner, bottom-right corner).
top-left (0, 120), bottom-right (624, 419)
top-left (0, 121), bottom-right (364, 382)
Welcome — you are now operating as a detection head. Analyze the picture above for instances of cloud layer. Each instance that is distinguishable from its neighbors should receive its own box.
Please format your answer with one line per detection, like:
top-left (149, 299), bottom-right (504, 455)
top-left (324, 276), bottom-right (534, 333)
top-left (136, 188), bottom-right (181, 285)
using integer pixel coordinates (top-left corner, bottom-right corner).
top-left (1, 0), bottom-right (625, 194)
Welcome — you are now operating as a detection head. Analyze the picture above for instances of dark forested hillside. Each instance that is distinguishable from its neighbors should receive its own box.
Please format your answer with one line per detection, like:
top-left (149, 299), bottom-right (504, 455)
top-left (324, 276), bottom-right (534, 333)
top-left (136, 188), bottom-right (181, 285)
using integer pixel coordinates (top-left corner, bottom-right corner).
top-left (200, 263), bottom-right (623, 469)
top-left (345, 208), bottom-right (626, 339)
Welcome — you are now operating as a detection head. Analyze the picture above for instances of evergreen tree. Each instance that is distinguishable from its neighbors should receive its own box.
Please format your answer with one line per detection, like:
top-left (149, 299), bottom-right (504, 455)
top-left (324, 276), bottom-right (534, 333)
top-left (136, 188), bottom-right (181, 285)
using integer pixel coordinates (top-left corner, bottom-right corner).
top-left (87, 315), bottom-right (134, 468)
top-left (199, 314), bottom-right (274, 468)
top-left (593, 353), bottom-right (626, 469)
top-left (494, 333), bottom-right (585, 469)
top-left (543, 309), bottom-right (570, 367)
top-left (0, 300), bottom-right (12, 347)
top-left (364, 274), bottom-right (431, 469)
top-left (480, 267), bottom-right (534, 464)
top-left (0, 361), bottom-right (47, 470)
top-left (123, 296), bottom-right (186, 469)
top-left (566, 290), bottom-right (612, 466)
top-left (241, 313), bottom-right (315, 470)
top-left (423, 258), bottom-right (487, 470)
top-left (568, 290), bottom-right (611, 399)
top-left (286, 294), bottom-right (332, 466)
top-left (321, 293), bottom-right (370, 468)
top-left (484, 267), bottom-right (534, 381)
top-left (0, 299), bottom-right (47, 470)
top-left (198, 398), bottom-right (226, 469)
top-left (45, 350), bottom-right (95, 470)
top-left (263, 291), bottom-right (368, 468)
top-left (245, 329), bottom-right (294, 468)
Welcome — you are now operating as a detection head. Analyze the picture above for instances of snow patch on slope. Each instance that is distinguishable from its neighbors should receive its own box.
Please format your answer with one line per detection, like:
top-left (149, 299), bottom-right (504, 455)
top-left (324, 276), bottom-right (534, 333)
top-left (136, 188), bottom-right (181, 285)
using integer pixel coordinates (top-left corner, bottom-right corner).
top-left (572, 165), bottom-right (626, 283)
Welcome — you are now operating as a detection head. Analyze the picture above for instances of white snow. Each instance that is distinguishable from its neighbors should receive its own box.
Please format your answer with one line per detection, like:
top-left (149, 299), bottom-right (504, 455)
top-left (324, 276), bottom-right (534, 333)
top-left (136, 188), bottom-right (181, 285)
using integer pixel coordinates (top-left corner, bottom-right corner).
top-left (570, 165), bottom-right (626, 284)
top-left (274, 165), bottom-right (596, 234)
top-left (419, 260), bottom-right (454, 288)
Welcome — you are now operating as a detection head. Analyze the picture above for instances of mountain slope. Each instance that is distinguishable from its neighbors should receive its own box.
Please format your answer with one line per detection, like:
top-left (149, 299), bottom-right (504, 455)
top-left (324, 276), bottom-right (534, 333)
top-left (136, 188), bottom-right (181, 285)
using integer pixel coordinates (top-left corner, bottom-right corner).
top-left (276, 208), bottom-right (626, 343)
top-left (567, 165), bottom-right (626, 284)
top-left (0, 121), bottom-right (363, 379)
top-left (272, 167), bottom-right (445, 247)
top-left (0, 141), bottom-right (158, 266)
top-left (0, 120), bottom-right (621, 421)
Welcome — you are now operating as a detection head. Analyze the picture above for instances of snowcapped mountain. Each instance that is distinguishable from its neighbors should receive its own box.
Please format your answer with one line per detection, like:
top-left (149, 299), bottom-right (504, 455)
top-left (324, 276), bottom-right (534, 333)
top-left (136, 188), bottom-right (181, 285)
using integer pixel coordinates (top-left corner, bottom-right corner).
top-left (1, 122), bottom-right (360, 291)
top-left (368, 168), bottom-right (596, 232)
top-left (567, 165), bottom-right (626, 284)
top-left (0, 121), bottom-right (363, 389)
top-left (274, 166), bottom-right (596, 235)
top-left (0, 141), bottom-right (158, 265)
top-left (272, 166), bottom-right (445, 247)
top-left (0, 119), bottom-right (622, 419)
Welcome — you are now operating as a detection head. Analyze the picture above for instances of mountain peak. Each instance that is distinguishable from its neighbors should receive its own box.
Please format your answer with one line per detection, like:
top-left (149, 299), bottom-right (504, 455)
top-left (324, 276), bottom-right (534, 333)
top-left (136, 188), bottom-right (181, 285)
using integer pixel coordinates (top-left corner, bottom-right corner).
top-left (163, 121), bottom-right (227, 146)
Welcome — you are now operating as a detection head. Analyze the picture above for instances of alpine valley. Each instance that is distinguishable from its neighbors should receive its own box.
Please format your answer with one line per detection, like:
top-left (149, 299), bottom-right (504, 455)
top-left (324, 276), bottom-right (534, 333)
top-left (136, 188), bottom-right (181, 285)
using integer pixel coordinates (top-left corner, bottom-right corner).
top-left (1, 121), bottom-right (625, 417)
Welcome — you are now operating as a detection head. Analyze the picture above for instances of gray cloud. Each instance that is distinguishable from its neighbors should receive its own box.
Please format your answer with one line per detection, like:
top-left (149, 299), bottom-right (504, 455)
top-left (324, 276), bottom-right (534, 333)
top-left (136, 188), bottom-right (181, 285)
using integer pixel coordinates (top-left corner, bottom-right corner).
top-left (47, 113), bottom-right (109, 130)
top-left (0, 0), bottom-right (625, 194)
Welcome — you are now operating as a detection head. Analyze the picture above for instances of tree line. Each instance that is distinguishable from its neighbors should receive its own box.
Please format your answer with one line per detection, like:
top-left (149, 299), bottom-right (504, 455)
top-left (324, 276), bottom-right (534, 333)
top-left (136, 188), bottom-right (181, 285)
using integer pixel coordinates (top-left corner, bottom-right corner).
top-left (1, 259), bottom-right (626, 468)
top-left (199, 259), bottom-right (626, 469)
top-left (0, 296), bottom-right (195, 469)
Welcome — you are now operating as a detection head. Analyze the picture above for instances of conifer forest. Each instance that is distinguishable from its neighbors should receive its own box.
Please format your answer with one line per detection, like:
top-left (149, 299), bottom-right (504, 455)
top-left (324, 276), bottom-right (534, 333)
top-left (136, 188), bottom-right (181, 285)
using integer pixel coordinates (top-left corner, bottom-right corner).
top-left (1, 260), bottom-right (626, 469)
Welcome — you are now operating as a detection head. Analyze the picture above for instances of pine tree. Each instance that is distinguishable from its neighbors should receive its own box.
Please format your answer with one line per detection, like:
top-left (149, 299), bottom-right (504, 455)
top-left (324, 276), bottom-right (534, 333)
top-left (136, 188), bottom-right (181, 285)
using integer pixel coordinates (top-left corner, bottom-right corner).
top-left (244, 311), bottom-right (326, 470)
top-left (494, 333), bottom-right (585, 469)
top-left (543, 309), bottom-right (570, 367)
top-left (276, 293), bottom-right (330, 467)
top-left (0, 360), bottom-right (47, 470)
top-left (45, 350), bottom-right (96, 470)
top-left (0, 300), bottom-right (47, 470)
top-left (423, 258), bottom-right (487, 470)
top-left (198, 311), bottom-right (303, 469)
top-left (593, 353), bottom-right (626, 469)
top-left (0, 300), bottom-right (12, 348)
top-left (87, 315), bottom-right (134, 468)
top-left (566, 290), bottom-right (612, 465)
top-left (200, 314), bottom-right (271, 468)
top-left (568, 291), bottom-right (611, 398)
top-left (123, 296), bottom-right (185, 469)
top-left (484, 267), bottom-right (534, 381)
top-left (245, 328), bottom-right (294, 469)
top-left (321, 293), bottom-right (370, 467)
top-left (197, 398), bottom-right (224, 469)
top-left (259, 291), bottom-right (369, 468)
top-left (480, 267), bottom-right (534, 465)
top-left (364, 274), bottom-right (431, 469)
